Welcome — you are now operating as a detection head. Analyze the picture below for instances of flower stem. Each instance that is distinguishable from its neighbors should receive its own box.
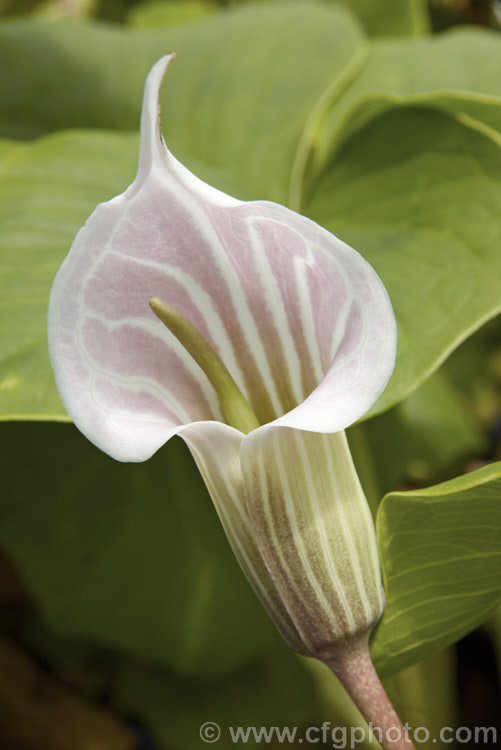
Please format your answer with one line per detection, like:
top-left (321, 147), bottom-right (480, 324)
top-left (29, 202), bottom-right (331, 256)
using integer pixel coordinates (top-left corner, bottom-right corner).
top-left (326, 637), bottom-right (416, 750)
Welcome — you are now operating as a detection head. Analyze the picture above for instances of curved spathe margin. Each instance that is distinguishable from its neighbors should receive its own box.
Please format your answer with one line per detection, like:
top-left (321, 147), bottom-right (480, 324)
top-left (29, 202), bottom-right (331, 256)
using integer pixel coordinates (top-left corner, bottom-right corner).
top-left (48, 54), bottom-right (397, 464)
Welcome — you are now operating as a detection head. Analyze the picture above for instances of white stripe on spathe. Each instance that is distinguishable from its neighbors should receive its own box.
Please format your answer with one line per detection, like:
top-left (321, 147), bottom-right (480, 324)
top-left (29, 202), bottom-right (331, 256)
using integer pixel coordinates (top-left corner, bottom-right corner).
top-left (246, 216), bottom-right (305, 407)
top-left (246, 430), bottom-right (355, 643)
top-left (167, 185), bottom-right (285, 418)
top-left (291, 430), bottom-right (356, 630)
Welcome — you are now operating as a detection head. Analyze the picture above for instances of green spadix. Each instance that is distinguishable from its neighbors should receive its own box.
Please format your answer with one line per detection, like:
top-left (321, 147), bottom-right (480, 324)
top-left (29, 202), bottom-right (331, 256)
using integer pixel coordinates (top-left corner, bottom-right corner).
top-left (149, 298), bottom-right (260, 434)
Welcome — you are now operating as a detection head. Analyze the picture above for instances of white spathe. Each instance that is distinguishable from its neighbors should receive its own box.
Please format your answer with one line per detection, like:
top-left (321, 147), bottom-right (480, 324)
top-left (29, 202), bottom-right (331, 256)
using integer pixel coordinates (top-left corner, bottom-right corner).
top-left (48, 55), bottom-right (397, 657)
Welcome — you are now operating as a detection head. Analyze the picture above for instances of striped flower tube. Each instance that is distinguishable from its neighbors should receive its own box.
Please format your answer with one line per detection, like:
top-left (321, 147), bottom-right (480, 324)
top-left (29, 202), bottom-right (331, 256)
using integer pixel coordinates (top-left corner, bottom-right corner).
top-left (48, 57), bottom-right (409, 748)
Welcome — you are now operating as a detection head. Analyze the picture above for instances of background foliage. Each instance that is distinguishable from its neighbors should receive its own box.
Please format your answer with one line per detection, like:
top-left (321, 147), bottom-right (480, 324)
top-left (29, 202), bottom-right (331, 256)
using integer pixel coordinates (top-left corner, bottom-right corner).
top-left (0, 1), bottom-right (500, 748)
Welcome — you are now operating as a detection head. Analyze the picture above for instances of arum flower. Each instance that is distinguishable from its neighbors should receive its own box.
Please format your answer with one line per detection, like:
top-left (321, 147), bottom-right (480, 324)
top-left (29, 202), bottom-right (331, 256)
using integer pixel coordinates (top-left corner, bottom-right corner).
top-left (48, 57), bottom-right (411, 748)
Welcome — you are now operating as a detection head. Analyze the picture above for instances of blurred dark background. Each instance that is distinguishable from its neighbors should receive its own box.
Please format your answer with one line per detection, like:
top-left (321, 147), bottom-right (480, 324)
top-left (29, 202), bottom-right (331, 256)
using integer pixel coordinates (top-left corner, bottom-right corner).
top-left (0, 0), bottom-right (500, 29)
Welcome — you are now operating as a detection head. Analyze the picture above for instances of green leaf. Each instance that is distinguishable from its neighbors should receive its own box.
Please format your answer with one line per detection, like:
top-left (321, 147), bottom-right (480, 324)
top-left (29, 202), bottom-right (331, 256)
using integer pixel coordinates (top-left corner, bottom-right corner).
top-left (332, 0), bottom-right (430, 38)
top-left (158, 1), bottom-right (365, 203)
top-left (372, 462), bottom-right (501, 676)
top-left (0, 2), bottom-right (366, 202)
top-left (20, 613), bottom-right (320, 750)
top-left (311, 28), bottom-right (501, 177)
top-left (0, 422), bottom-right (280, 677)
top-left (113, 651), bottom-right (318, 750)
top-left (304, 107), bottom-right (501, 415)
top-left (0, 131), bottom-right (137, 419)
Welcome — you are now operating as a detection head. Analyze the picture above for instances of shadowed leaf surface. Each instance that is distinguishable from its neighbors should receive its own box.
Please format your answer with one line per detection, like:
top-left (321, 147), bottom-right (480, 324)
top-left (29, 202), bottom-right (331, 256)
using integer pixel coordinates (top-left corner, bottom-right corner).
top-left (0, 422), bottom-right (280, 677)
top-left (333, 0), bottom-right (430, 38)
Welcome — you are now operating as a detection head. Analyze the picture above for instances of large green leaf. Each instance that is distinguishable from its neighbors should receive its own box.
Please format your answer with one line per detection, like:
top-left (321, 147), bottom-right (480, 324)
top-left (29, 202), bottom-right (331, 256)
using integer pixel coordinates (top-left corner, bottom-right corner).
top-left (0, 421), bottom-right (280, 677)
top-left (304, 107), bottom-right (501, 415)
top-left (333, 0), bottom-right (430, 38)
top-left (372, 462), bottom-right (501, 676)
top-left (158, 1), bottom-right (365, 204)
top-left (0, 2), bottom-right (365, 202)
top-left (0, 131), bottom-right (137, 419)
top-left (310, 27), bottom-right (501, 180)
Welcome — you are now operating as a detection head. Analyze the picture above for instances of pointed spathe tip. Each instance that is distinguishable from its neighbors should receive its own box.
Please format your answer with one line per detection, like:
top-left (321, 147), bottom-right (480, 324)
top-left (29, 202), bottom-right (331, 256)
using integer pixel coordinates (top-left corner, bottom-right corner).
top-left (135, 53), bottom-right (242, 207)
top-left (145, 53), bottom-right (176, 100)
top-left (138, 53), bottom-right (176, 179)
